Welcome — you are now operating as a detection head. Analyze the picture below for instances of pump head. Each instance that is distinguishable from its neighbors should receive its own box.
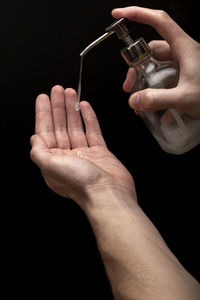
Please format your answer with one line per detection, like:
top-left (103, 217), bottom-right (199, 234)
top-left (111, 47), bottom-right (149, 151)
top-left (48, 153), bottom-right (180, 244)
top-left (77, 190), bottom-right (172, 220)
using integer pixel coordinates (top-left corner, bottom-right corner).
top-left (80, 18), bottom-right (151, 66)
top-left (105, 18), bottom-right (133, 46)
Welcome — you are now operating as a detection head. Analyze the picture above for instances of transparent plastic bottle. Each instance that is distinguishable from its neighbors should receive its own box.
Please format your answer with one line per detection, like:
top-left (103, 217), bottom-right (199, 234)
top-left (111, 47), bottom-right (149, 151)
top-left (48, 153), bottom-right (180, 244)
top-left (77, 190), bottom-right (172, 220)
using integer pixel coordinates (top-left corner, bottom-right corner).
top-left (121, 38), bottom-right (200, 154)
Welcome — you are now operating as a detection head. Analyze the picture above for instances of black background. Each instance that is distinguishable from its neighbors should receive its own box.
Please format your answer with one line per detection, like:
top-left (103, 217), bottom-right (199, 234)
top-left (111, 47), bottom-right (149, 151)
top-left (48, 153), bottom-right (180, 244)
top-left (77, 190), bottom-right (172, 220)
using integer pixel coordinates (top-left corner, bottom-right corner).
top-left (1, 0), bottom-right (199, 298)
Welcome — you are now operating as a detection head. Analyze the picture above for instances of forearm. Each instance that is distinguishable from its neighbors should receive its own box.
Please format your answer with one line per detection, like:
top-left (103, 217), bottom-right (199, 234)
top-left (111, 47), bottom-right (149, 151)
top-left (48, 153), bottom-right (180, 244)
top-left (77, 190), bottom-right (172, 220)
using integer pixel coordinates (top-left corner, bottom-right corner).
top-left (84, 189), bottom-right (200, 300)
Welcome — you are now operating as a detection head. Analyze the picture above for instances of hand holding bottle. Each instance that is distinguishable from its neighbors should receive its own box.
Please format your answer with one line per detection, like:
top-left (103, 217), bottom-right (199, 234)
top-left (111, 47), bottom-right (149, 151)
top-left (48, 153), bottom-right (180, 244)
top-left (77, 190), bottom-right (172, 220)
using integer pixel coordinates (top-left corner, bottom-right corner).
top-left (112, 6), bottom-right (200, 118)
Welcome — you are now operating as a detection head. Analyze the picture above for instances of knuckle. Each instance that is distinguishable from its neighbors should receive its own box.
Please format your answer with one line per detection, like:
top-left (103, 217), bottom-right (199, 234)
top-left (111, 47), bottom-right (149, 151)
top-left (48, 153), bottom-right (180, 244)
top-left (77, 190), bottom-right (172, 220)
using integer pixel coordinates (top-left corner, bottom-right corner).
top-left (157, 9), bottom-right (169, 19)
top-left (153, 10), bottom-right (170, 29)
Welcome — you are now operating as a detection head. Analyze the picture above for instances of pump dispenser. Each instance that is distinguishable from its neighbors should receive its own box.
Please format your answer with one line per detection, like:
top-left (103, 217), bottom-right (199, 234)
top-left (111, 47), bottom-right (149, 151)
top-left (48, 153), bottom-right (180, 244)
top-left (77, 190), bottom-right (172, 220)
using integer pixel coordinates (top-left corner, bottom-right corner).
top-left (78, 18), bottom-right (200, 154)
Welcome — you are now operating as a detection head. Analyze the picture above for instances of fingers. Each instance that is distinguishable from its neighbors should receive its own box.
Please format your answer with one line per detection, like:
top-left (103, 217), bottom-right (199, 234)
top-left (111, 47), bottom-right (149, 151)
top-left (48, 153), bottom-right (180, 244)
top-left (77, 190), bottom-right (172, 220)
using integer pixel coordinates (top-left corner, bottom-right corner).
top-left (35, 86), bottom-right (105, 150)
top-left (129, 88), bottom-right (183, 112)
top-left (123, 68), bottom-right (136, 93)
top-left (80, 101), bottom-right (107, 147)
top-left (35, 94), bottom-right (57, 148)
top-left (149, 40), bottom-right (172, 61)
top-left (64, 88), bottom-right (88, 148)
top-left (112, 7), bottom-right (188, 51)
top-left (51, 85), bottom-right (70, 149)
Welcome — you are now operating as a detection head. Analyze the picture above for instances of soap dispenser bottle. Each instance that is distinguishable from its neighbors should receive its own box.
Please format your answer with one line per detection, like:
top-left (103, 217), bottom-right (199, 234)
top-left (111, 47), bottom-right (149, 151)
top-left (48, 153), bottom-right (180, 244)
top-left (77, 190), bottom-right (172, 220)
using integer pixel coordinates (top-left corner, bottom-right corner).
top-left (81, 18), bottom-right (200, 154)
top-left (110, 19), bottom-right (200, 154)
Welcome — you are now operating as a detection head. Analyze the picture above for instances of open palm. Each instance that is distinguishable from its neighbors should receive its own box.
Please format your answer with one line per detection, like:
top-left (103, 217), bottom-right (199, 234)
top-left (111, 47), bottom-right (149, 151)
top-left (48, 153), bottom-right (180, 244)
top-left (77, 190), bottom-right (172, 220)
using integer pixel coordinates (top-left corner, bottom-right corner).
top-left (30, 86), bottom-right (136, 206)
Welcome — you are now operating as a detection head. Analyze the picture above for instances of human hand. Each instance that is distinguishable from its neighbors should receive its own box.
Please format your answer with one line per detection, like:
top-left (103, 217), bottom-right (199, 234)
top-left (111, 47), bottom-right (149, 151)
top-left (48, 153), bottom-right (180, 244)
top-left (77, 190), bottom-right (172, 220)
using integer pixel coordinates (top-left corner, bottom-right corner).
top-left (112, 6), bottom-right (200, 118)
top-left (30, 86), bottom-right (136, 210)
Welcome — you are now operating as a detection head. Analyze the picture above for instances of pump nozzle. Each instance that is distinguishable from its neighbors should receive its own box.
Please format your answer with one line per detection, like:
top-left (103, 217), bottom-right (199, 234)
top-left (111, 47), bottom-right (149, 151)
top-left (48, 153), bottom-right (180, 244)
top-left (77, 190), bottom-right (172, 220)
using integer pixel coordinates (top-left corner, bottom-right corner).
top-left (80, 18), bottom-right (151, 67)
top-left (80, 18), bottom-right (133, 56)
top-left (80, 30), bottom-right (114, 56)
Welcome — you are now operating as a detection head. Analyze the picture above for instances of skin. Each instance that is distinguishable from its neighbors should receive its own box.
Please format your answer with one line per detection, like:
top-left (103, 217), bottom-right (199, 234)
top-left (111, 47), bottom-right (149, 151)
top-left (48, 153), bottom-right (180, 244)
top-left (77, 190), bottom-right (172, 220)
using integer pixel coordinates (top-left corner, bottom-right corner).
top-left (30, 7), bottom-right (200, 300)
top-left (31, 87), bottom-right (136, 209)
top-left (31, 85), bottom-right (200, 300)
top-left (112, 6), bottom-right (200, 118)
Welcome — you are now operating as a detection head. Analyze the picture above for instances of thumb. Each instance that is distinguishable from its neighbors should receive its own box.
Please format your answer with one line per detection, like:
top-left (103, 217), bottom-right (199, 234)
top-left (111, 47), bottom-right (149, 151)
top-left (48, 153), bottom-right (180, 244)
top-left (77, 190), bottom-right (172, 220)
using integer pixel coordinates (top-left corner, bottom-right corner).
top-left (129, 88), bottom-right (181, 112)
top-left (30, 134), bottom-right (50, 168)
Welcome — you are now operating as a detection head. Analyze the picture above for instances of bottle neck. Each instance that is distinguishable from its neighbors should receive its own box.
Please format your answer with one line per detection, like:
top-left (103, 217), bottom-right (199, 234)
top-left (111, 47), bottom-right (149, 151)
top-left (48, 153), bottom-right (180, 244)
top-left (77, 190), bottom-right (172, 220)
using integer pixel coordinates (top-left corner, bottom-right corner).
top-left (121, 38), bottom-right (152, 68)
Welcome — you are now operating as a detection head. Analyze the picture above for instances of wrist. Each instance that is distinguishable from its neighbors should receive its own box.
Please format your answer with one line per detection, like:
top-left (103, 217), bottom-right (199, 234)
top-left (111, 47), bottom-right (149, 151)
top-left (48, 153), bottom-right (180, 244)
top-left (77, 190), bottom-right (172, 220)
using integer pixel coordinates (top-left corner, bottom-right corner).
top-left (82, 185), bottom-right (138, 216)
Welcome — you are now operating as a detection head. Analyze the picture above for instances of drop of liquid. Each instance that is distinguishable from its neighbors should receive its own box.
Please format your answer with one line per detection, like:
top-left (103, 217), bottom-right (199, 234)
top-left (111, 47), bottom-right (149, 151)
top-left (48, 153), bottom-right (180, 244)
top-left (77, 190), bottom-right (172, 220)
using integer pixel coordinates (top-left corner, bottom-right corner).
top-left (74, 102), bottom-right (80, 111)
